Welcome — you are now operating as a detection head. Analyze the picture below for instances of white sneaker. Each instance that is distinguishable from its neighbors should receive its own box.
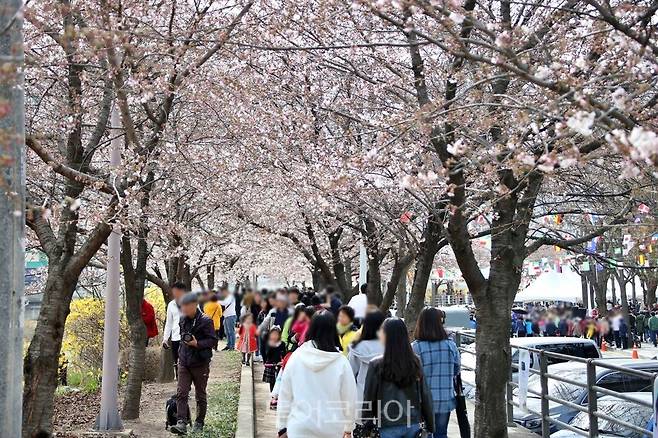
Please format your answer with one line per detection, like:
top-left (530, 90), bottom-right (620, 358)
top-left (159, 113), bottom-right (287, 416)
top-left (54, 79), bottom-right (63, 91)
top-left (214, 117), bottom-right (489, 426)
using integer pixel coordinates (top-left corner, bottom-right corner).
top-left (253, 354), bottom-right (263, 362)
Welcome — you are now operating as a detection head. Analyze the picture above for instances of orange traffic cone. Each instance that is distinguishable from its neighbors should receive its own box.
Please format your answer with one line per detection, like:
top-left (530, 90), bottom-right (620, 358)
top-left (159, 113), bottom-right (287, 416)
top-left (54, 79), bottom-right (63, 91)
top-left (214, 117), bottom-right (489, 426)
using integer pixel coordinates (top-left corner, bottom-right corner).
top-left (601, 341), bottom-right (607, 352)
top-left (632, 345), bottom-right (639, 359)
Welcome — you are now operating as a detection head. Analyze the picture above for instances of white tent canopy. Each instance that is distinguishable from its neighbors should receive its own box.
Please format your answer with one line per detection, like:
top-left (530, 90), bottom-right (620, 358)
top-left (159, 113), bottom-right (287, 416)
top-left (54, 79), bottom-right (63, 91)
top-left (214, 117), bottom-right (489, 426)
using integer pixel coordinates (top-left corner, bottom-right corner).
top-left (515, 270), bottom-right (584, 303)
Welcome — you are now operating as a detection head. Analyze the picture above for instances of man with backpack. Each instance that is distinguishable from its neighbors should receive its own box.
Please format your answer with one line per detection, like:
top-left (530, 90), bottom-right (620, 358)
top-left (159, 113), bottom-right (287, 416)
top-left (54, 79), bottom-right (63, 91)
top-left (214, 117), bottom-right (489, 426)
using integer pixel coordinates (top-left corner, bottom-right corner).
top-left (170, 293), bottom-right (217, 435)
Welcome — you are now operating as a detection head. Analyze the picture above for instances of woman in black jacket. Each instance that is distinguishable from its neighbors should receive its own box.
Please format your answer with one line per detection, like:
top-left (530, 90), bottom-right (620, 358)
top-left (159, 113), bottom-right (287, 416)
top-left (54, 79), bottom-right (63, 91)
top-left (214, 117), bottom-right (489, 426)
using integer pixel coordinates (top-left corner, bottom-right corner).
top-left (363, 318), bottom-right (435, 438)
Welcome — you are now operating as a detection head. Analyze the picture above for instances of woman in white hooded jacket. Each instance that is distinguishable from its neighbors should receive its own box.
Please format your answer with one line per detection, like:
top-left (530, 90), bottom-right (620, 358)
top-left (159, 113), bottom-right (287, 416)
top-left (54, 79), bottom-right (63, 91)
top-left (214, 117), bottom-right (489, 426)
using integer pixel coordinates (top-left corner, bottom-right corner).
top-left (277, 312), bottom-right (357, 438)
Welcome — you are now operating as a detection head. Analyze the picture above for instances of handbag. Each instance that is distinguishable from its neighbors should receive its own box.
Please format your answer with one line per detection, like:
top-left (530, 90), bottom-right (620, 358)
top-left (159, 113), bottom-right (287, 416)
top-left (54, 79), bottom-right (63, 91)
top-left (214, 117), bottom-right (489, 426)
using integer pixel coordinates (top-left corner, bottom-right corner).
top-left (353, 422), bottom-right (380, 438)
top-left (414, 379), bottom-right (429, 438)
top-left (454, 374), bottom-right (471, 438)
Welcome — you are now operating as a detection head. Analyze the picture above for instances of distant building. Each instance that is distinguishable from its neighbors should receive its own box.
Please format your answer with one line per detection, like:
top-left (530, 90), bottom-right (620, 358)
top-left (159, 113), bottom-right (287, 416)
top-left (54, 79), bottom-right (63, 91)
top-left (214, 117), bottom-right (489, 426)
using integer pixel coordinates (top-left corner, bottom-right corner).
top-left (25, 250), bottom-right (47, 285)
top-left (25, 250), bottom-right (47, 320)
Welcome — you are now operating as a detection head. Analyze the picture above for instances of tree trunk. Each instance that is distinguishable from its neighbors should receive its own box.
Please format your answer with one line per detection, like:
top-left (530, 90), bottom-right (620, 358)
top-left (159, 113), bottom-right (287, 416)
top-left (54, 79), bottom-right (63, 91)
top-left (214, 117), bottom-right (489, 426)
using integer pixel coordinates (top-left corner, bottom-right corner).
top-left (380, 252), bottom-right (413, 312)
top-left (405, 214), bottom-right (444, 334)
top-left (195, 273), bottom-right (205, 291)
top-left (22, 273), bottom-right (75, 437)
top-left (363, 216), bottom-right (383, 306)
top-left (617, 274), bottom-right (632, 348)
top-left (473, 290), bottom-right (513, 438)
top-left (580, 274), bottom-right (589, 308)
top-left (590, 270), bottom-right (608, 316)
top-left (158, 346), bottom-right (175, 382)
top-left (121, 232), bottom-right (149, 419)
top-left (328, 228), bottom-right (350, 299)
top-left (343, 257), bottom-right (352, 293)
top-left (366, 254), bottom-right (382, 306)
top-left (396, 269), bottom-right (408, 318)
top-left (311, 265), bottom-right (325, 291)
top-left (645, 277), bottom-right (657, 308)
top-left (611, 278), bottom-right (617, 305)
top-left (207, 265), bottom-right (215, 290)
top-left (122, 328), bottom-right (147, 419)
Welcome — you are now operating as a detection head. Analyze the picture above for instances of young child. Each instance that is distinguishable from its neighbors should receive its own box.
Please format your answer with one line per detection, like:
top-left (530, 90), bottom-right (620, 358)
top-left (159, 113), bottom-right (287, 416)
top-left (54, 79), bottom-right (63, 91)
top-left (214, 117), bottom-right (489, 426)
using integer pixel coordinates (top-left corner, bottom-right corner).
top-left (262, 326), bottom-right (287, 393)
top-left (237, 313), bottom-right (258, 366)
top-left (269, 350), bottom-right (293, 410)
top-left (289, 307), bottom-right (314, 350)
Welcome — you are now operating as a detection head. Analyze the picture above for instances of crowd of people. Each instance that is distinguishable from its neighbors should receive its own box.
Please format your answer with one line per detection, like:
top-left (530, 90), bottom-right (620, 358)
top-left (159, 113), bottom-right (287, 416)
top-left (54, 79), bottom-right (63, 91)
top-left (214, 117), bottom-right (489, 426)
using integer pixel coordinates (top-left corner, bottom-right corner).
top-left (161, 283), bottom-right (466, 438)
top-left (511, 300), bottom-right (658, 349)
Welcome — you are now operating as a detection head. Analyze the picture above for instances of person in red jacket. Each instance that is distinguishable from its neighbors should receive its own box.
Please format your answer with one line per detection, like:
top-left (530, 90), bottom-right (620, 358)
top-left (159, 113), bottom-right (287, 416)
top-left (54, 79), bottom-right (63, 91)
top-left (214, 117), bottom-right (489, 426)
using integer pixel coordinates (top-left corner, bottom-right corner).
top-left (141, 299), bottom-right (159, 346)
top-left (237, 313), bottom-right (258, 366)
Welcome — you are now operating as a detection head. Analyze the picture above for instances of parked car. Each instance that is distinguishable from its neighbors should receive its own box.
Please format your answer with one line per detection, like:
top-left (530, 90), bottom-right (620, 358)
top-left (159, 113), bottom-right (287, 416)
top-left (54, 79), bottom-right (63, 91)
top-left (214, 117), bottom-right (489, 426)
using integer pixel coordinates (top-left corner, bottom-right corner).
top-left (461, 337), bottom-right (601, 396)
top-left (551, 392), bottom-right (653, 437)
top-left (439, 305), bottom-right (472, 331)
top-left (513, 359), bottom-right (658, 434)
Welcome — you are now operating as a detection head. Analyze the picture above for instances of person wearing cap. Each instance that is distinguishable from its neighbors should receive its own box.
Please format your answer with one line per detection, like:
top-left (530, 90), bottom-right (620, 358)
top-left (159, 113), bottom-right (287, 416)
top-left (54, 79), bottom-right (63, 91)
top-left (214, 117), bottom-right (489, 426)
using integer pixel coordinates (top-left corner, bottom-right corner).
top-left (170, 293), bottom-right (217, 435)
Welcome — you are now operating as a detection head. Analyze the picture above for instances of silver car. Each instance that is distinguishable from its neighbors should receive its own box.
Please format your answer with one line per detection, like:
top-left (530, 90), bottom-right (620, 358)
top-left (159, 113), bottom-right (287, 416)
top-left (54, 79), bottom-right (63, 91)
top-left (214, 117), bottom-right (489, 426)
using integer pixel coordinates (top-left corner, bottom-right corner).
top-left (551, 392), bottom-right (653, 437)
top-left (513, 359), bottom-right (658, 433)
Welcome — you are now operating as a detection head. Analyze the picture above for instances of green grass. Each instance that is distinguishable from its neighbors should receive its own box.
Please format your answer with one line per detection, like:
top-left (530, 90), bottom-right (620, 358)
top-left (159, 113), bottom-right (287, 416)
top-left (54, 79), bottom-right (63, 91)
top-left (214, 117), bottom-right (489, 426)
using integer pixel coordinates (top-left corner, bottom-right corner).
top-left (64, 370), bottom-right (101, 393)
top-left (188, 350), bottom-right (243, 438)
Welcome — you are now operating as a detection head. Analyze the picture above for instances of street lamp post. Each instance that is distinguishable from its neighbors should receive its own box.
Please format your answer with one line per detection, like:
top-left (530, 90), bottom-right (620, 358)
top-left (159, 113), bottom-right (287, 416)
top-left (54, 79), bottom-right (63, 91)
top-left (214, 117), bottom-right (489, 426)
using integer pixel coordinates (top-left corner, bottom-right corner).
top-left (359, 242), bottom-right (367, 287)
top-left (95, 107), bottom-right (123, 431)
top-left (0, 1), bottom-right (25, 436)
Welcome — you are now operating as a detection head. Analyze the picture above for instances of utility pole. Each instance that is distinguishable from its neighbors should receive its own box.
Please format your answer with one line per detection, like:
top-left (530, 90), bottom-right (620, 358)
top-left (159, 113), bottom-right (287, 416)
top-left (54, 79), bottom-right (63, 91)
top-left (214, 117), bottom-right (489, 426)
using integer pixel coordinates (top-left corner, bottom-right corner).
top-left (95, 107), bottom-right (123, 431)
top-left (0, 1), bottom-right (25, 436)
top-left (359, 242), bottom-right (367, 286)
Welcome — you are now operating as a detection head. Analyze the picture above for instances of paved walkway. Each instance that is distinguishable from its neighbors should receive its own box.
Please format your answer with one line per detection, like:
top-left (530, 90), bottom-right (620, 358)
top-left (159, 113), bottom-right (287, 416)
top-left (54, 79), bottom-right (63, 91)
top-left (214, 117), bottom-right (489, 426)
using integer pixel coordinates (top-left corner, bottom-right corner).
top-left (252, 362), bottom-right (533, 438)
top-left (449, 400), bottom-right (535, 437)
top-left (602, 340), bottom-right (658, 359)
top-left (254, 362), bottom-right (278, 438)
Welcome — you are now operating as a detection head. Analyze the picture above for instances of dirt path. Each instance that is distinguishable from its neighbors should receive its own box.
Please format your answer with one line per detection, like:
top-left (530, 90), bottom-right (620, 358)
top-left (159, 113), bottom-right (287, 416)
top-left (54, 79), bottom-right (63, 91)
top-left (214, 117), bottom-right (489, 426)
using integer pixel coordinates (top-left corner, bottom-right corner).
top-left (124, 341), bottom-right (241, 437)
top-left (55, 341), bottom-right (242, 437)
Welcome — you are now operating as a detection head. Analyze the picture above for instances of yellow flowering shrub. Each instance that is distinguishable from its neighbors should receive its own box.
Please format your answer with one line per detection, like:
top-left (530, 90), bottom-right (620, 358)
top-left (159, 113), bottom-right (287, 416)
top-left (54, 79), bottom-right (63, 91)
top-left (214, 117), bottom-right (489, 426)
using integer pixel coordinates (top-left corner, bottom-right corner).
top-left (62, 298), bottom-right (130, 372)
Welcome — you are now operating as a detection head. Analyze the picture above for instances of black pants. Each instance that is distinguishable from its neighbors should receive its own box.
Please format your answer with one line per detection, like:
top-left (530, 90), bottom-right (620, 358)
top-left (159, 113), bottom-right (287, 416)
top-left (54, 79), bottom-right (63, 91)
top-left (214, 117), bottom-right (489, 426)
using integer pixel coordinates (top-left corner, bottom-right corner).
top-left (171, 341), bottom-right (181, 365)
top-left (177, 363), bottom-right (210, 425)
top-left (621, 334), bottom-right (629, 349)
top-left (613, 331), bottom-right (621, 348)
top-left (218, 317), bottom-right (226, 340)
top-left (171, 341), bottom-right (181, 378)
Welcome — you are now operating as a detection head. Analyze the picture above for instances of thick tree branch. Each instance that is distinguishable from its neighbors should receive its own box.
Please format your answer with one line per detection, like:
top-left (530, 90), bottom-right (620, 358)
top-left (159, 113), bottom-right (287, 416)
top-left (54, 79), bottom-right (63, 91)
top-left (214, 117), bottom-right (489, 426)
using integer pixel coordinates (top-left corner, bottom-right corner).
top-left (26, 137), bottom-right (114, 195)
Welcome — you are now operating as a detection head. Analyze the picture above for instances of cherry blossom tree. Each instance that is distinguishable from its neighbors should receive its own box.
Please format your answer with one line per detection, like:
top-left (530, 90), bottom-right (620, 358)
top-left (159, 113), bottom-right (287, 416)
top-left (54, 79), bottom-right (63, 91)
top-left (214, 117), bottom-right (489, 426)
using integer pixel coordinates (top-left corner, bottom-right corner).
top-left (21, 0), bottom-right (657, 437)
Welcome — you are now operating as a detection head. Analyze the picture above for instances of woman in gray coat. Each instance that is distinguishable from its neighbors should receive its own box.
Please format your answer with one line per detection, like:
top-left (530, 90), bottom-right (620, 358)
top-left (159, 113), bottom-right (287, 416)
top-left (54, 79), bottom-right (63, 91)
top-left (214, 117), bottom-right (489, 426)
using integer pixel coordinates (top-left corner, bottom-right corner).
top-left (347, 311), bottom-right (385, 431)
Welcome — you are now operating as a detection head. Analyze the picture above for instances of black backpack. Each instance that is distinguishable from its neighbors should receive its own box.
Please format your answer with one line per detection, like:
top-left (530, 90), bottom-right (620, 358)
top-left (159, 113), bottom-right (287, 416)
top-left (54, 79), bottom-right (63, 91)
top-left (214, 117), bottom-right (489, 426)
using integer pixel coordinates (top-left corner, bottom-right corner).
top-left (165, 395), bottom-right (190, 429)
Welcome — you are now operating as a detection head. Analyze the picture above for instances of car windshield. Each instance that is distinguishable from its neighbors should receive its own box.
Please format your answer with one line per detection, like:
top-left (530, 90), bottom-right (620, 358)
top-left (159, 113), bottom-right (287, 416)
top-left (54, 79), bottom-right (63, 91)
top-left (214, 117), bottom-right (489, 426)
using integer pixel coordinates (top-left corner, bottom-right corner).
top-left (569, 399), bottom-right (652, 437)
top-left (514, 370), bottom-right (586, 402)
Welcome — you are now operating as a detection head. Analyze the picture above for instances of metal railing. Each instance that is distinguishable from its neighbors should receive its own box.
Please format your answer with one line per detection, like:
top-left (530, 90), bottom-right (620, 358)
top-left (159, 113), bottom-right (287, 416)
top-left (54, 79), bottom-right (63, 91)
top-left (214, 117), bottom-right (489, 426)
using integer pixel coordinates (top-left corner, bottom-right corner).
top-left (455, 331), bottom-right (656, 437)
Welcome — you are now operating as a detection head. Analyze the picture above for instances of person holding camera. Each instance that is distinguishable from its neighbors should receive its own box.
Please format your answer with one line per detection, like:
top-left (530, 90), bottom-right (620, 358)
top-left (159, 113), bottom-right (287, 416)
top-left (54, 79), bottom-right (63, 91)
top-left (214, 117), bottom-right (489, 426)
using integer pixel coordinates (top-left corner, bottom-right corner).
top-left (170, 293), bottom-right (217, 435)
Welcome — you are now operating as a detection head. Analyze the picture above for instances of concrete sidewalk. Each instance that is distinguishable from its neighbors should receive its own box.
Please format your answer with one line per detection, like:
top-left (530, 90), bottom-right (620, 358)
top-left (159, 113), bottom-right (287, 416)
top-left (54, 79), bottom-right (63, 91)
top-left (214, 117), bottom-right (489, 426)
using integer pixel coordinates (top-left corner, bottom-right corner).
top-left (450, 400), bottom-right (535, 437)
top-left (602, 340), bottom-right (658, 359)
top-left (251, 362), bottom-right (533, 437)
top-left (253, 362), bottom-right (278, 438)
